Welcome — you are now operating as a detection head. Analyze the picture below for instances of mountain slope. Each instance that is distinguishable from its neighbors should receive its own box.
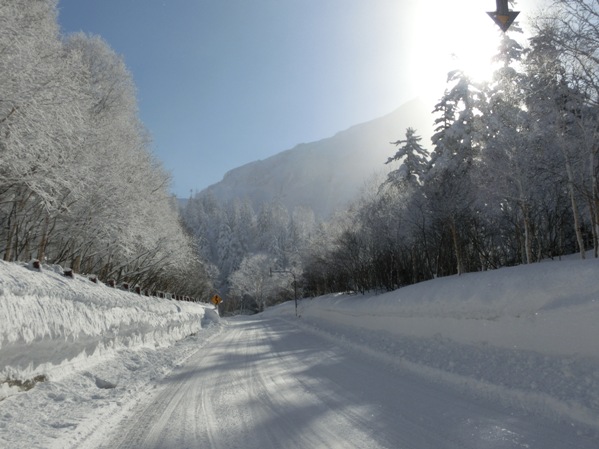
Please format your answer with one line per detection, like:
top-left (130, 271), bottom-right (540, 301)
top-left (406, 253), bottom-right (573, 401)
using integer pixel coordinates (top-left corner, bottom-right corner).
top-left (200, 97), bottom-right (433, 218)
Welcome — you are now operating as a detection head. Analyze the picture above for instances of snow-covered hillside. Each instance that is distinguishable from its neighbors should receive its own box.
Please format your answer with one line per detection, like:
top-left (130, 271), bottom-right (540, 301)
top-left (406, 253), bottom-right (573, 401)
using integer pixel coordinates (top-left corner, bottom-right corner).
top-left (1, 256), bottom-right (598, 447)
top-left (200, 97), bottom-right (433, 218)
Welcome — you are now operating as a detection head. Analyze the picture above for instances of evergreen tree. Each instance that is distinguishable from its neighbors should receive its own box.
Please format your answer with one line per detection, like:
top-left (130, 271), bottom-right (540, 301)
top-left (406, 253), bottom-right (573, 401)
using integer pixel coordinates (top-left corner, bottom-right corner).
top-left (426, 70), bottom-right (483, 274)
top-left (385, 128), bottom-right (429, 189)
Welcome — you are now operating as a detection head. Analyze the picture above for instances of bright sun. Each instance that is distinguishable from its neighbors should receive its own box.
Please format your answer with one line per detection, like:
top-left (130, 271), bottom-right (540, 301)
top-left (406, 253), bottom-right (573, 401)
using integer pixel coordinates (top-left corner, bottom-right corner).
top-left (410, 0), bottom-right (506, 99)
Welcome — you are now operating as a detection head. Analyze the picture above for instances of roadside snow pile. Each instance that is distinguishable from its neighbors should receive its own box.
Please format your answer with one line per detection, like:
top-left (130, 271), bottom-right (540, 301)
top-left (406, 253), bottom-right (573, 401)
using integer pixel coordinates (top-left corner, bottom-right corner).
top-left (0, 259), bottom-right (218, 400)
top-left (265, 257), bottom-right (599, 430)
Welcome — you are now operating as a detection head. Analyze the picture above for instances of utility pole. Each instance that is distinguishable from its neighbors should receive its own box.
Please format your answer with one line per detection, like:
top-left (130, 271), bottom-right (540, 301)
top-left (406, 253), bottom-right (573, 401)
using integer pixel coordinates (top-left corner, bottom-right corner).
top-left (270, 268), bottom-right (298, 317)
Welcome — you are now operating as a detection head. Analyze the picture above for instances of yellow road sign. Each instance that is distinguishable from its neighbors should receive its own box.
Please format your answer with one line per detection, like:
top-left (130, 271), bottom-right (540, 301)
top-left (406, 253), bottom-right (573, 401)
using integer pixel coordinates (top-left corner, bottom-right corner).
top-left (488, 0), bottom-right (519, 32)
top-left (211, 294), bottom-right (222, 305)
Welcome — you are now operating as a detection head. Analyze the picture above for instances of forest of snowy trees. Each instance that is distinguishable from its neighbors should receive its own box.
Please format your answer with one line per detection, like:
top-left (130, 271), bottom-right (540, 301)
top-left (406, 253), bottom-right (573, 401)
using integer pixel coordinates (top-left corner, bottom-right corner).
top-left (181, 195), bottom-right (317, 313)
top-left (183, 0), bottom-right (599, 312)
top-left (4, 1), bottom-right (599, 313)
top-left (0, 1), bottom-right (211, 298)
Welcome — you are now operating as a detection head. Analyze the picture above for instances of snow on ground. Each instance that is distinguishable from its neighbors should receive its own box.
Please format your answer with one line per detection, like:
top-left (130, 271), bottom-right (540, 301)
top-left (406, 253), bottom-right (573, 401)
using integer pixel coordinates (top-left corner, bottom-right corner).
top-left (0, 260), bottom-right (223, 448)
top-left (0, 256), bottom-right (598, 448)
top-left (264, 256), bottom-right (599, 431)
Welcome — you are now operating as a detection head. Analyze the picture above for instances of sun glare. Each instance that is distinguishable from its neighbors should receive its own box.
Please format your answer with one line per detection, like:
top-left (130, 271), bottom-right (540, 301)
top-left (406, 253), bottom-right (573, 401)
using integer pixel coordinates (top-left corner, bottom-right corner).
top-left (410, 0), bottom-right (504, 100)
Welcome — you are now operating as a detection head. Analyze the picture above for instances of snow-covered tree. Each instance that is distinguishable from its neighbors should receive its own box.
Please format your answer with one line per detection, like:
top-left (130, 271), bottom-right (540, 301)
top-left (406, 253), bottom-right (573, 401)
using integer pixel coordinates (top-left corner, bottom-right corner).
top-left (228, 253), bottom-right (276, 312)
top-left (0, 2), bottom-right (210, 298)
top-left (0, 0), bottom-right (89, 261)
top-left (426, 70), bottom-right (484, 274)
top-left (476, 32), bottom-right (545, 264)
top-left (532, 3), bottom-right (599, 256)
top-left (384, 128), bottom-right (429, 189)
top-left (522, 27), bottom-right (590, 259)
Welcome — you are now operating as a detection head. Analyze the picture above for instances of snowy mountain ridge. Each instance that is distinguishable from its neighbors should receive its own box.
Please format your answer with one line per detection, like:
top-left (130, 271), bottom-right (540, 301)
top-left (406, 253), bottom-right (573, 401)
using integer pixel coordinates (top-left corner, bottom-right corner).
top-left (199, 97), bottom-right (434, 218)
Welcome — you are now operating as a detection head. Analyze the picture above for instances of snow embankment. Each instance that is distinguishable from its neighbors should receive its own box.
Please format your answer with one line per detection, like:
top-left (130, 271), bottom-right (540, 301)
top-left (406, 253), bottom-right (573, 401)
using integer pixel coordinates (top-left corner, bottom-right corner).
top-left (266, 257), bottom-right (599, 430)
top-left (0, 260), bottom-right (218, 399)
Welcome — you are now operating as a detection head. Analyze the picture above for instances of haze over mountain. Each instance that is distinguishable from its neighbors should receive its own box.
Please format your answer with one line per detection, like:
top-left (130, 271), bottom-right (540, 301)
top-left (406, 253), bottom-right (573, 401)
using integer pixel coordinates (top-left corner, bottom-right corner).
top-left (198, 97), bottom-right (434, 218)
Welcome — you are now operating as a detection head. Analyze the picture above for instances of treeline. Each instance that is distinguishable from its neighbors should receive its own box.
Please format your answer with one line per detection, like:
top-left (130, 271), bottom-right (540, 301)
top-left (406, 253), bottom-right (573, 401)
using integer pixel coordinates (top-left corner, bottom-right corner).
top-left (303, 1), bottom-right (599, 295)
top-left (0, 1), bottom-right (211, 297)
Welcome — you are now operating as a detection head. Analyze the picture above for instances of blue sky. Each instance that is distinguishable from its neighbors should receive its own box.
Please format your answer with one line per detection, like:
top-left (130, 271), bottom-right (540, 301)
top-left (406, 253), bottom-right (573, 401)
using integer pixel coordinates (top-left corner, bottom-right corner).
top-left (58, 0), bottom-right (539, 197)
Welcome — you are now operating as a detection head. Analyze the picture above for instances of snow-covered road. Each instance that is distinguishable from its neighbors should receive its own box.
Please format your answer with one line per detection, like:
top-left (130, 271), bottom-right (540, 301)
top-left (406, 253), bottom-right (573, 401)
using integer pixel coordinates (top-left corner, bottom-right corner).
top-left (82, 316), bottom-right (597, 449)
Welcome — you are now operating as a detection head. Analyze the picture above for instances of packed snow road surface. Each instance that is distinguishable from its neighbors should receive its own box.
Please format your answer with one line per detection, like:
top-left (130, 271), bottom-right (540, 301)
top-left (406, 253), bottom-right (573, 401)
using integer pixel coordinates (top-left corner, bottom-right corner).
top-left (86, 316), bottom-right (596, 449)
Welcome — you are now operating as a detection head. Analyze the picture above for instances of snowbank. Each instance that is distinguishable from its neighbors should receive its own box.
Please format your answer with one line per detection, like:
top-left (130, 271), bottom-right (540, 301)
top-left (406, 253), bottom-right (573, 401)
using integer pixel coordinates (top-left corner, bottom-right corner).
top-left (265, 257), bottom-right (599, 429)
top-left (0, 260), bottom-right (217, 398)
